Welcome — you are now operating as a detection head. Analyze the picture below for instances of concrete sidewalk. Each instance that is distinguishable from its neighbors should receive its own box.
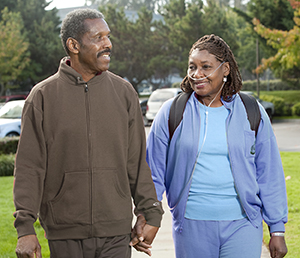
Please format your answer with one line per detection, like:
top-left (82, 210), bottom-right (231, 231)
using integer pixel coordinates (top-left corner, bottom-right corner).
top-left (132, 196), bottom-right (271, 258)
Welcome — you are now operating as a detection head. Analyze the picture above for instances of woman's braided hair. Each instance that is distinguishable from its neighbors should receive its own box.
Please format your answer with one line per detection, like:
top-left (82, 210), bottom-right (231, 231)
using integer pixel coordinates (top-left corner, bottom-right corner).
top-left (180, 34), bottom-right (242, 101)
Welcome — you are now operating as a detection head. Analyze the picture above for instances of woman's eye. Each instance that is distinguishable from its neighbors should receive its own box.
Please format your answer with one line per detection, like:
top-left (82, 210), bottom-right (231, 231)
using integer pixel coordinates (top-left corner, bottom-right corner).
top-left (202, 65), bottom-right (211, 70)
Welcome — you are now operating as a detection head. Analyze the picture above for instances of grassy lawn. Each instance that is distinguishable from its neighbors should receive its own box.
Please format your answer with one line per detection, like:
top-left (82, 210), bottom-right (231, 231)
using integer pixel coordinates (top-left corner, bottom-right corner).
top-left (0, 152), bottom-right (299, 257)
top-left (260, 90), bottom-right (300, 105)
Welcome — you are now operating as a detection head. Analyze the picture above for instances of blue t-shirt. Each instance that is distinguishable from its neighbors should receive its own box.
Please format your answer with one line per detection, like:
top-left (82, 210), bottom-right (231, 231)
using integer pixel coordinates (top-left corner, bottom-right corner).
top-left (185, 102), bottom-right (246, 220)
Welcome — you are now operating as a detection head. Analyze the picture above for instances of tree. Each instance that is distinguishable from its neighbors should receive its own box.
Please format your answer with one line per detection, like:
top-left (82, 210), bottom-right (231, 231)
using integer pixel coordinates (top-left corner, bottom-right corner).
top-left (233, 0), bottom-right (296, 80)
top-left (14, 0), bottom-right (65, 86)
top-left (93, 0), bottom-right (158, 11)
top-left (0, 0), bottom-right (17, 19)
top-left (248, 0), bottom-right (294, 31)
top-left (0, 8), bottom-right (30, 96)
top-left (99, 5), bottom-right (167, 91)
top-left (254, 3), bottom-right (300, 81)
top-left (160, 0), bottom-right (205, 76)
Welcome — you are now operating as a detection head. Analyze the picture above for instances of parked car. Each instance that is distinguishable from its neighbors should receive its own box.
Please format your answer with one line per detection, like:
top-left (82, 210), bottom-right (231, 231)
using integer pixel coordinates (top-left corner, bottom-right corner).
top-left (139, 98), bottom-right (148, 116)
top-left (241, 91), bottom-right (274, 121)
top-left (0, 94), bottom-right (27, 109)
top-left (0, 100), bottom-right (25, 137)
top-left (145, 88), bottom-right (182, 124)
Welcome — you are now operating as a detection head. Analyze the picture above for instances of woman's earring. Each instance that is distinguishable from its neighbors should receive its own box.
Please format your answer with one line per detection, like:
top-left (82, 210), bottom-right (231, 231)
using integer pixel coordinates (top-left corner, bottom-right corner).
top-left (223, 76), bottom-right (227, 82)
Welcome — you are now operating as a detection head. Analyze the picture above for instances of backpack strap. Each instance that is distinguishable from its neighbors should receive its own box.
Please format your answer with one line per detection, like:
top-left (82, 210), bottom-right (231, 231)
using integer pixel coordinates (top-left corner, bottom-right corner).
top-left (168, 91), bottom-right (261, 140)
top-left (239, 92), bottom-right (261, 136)
top-left (168, 92), bottom-right (192, 140)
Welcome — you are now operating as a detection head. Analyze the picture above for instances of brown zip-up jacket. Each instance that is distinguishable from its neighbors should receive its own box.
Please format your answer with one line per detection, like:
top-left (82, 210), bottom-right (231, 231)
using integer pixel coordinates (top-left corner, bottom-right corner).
top-left (13, 57), bottom-right (163, 240)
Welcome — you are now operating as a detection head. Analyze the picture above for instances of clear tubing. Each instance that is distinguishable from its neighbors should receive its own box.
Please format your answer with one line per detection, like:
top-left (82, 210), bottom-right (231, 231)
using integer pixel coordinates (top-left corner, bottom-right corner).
top-left (187, 61), bottom-right (225, 81)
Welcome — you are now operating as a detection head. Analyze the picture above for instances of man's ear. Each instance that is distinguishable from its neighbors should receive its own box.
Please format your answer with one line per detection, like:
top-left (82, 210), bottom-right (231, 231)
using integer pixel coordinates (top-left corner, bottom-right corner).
top-left (66, 38), bottom-right (80, 54)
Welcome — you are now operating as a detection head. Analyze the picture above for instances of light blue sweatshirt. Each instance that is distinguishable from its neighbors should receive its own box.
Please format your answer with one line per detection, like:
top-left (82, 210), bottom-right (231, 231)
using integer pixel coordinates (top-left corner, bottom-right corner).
top-left (146, 92), bottom-right (288, 233)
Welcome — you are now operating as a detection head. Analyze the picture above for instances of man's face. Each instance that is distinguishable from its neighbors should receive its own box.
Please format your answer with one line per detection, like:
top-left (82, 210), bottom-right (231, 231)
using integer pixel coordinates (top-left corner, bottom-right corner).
top-left (78, 18), bottom-right (112, 75)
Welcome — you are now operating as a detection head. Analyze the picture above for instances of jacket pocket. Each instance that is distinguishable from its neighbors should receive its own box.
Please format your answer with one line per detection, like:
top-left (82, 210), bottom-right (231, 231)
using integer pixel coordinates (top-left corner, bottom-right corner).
top-left (92, 168), bottom-right (132, 222)
top-left (49, 170), bottom-right (90, 225)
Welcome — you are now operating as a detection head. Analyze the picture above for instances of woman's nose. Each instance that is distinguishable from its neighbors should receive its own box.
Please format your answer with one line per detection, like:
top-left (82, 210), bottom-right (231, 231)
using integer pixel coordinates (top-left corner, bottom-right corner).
top-left (193, 68), bottom-right (205, 78)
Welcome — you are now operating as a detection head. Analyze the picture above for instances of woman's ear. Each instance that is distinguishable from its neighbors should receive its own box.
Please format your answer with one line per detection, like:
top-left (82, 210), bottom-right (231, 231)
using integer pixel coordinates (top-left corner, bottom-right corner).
top-left (66, 38), bottom-right (80, 54)
top-left (224, 62), bottom-right (230, 77)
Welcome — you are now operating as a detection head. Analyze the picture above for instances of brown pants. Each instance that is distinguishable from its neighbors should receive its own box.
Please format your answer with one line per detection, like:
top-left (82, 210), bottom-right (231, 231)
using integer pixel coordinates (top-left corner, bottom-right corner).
top-left (48, 234), bottom-right (131, 258)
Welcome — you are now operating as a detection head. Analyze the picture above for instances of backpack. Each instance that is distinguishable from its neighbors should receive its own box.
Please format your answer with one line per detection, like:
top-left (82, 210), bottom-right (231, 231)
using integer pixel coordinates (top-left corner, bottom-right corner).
top-left (168, 92), bottom-right (261, 140)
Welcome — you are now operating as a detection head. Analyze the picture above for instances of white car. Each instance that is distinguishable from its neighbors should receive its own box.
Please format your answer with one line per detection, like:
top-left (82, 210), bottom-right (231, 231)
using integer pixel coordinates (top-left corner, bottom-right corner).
top-left (241, 91), bottom-right (275, 121)
top-left (145, 88), bottom-right (182, 123)
top-left (0, 100), bottom-right (25, 137)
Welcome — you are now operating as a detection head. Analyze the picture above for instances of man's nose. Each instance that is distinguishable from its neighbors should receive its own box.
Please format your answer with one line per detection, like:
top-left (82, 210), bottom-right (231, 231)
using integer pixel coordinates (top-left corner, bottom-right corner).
top-left (104, 36), bottom-right (112, 49)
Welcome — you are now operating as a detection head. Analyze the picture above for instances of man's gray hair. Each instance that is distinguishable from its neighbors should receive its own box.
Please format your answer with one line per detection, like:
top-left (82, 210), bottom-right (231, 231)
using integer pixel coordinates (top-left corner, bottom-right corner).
top-left (60, 8), bottom-right (105, 54)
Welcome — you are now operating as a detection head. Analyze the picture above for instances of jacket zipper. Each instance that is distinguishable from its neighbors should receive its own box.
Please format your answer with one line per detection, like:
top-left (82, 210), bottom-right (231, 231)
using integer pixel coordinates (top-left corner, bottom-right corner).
top-left (173, 100), bottom-right (201, 231)
top-left (84, 83), bottom-right (93, 235)
top-left (226, 110), bottom-right (250, 221)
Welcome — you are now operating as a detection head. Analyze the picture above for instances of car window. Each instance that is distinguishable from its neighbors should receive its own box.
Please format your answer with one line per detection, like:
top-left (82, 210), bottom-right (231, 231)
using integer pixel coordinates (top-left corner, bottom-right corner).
top-left (0, 102), bottom-right (24, 119)
top-left (149, 91), bottom-right (175, 102)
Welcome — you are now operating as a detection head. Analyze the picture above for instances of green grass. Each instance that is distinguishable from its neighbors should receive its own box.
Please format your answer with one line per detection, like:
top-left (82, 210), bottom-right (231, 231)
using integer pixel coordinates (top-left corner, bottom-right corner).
top-left (0, 177), bottom-right (50, 257)
top-left (0, 152), bottom-right (299, 257)
top-left (261, 90), bottom-right (300, 105)
top-left (262, 152), bottom-right (300, 257)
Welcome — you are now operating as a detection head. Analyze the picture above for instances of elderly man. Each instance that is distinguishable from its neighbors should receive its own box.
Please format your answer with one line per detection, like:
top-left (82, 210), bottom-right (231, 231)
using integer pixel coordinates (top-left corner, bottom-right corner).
top-left (13, 8), bottom-right (163, 258)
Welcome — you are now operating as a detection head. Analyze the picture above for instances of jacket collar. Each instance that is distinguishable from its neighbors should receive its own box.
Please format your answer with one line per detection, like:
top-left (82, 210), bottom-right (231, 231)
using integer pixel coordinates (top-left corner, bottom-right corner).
top-left (58, 57), bottom-right (104, 85)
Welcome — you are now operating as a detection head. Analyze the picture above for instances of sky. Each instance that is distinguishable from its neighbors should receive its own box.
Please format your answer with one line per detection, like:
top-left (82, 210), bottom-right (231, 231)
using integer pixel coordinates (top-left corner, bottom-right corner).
top-left (46, 0), bottom-right (87, 10)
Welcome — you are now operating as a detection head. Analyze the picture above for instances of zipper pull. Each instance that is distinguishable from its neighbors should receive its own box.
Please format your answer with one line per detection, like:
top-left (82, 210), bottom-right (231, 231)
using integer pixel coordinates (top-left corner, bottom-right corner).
top-left (85, 84), bottom-right (88, 92)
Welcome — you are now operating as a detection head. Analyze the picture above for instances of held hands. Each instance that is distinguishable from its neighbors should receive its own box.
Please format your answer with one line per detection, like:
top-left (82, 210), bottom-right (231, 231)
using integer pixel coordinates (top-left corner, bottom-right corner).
top-left (130, 214), bottom-right (159, 256)
top-left (269, 235), bottom-right (288, 258)
top-left (16, 234), bottom-right (42, 258)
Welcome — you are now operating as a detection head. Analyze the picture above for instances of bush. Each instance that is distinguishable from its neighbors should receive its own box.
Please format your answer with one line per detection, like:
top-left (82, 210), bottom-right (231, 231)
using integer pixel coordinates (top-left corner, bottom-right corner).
top-left (260, 95), bottom-right (286, 116)
top-left (292, 103), bottom-right (300, 116)
top-left (0, 154), bottom-right (15, 176)
top-left (0, 137), bottom-right (19, 155)
top-left (242, 79), bottom-right (300, 91)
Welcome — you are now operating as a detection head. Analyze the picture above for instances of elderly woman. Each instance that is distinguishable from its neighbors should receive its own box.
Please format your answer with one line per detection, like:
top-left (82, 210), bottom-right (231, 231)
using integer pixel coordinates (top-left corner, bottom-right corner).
top-left (146, 34), bottom-right (288, 258)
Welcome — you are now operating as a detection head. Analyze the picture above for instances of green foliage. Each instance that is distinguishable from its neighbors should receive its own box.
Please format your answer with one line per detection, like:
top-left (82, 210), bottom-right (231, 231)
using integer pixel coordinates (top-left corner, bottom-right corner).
top-left (254, 5), bottom-right (300, 80)
top-left (260, 90), bottom-right (300, 117)
top-left (0, 7), bottom-right (30, 95)
top-left (0, 137), bottom-right (19, 155)
top-left (261, 90), bottom-right (300, 105)
top-left (242, 79), bottom-right (298, 91)
top-left (15, 0), bottom-right (65, 84)
top-left (0, 154), bottom-right (15, 176)
top-left (248, 0), bottom-right (295, 30)
top-left (261, 95), bottom-right (286, 116)
top-left (234, 0), bottom-right (296, 80)
top-left (263, 152), bottom-right (300, 258)
top-left (100, 5), bottom-right (169, 91)
top-left (291, 102), bottom-right (300, 116)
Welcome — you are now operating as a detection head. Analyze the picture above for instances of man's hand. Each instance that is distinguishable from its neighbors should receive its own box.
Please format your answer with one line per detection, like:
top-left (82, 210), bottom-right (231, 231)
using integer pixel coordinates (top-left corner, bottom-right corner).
top-left (16, 235), bottom-right (42, 258)
top-left (130, 215), bottom-right (159, 256)
top-left (269, 236), bottom-right (288, 258)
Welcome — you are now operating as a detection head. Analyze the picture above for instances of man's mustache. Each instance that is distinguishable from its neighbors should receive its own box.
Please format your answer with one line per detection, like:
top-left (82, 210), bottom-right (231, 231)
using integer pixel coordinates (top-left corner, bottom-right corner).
top-left (97, 49), bottom-right (111, 58)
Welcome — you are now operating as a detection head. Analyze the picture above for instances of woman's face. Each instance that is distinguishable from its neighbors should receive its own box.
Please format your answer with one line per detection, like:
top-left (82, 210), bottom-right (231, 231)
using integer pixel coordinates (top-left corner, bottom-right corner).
top-left (188, 49), bottom-right (229, 103)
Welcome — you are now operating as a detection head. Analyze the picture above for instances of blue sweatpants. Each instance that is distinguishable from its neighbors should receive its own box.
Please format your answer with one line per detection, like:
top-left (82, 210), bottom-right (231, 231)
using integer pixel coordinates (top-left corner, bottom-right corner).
top-left (173, 218), bottom-right (263, 258)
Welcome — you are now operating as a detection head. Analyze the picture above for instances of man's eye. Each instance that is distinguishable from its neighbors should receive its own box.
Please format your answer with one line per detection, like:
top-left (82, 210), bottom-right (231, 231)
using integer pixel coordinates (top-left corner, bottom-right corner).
top-left (189, 65), bottom-right (195, 70)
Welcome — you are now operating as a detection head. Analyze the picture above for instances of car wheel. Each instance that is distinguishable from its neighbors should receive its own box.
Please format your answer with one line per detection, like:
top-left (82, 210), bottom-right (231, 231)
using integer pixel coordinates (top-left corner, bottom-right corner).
top-left (143, 116), bottom-right (149, 126)
top-left (6, 132), bottom-right (19, 137)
